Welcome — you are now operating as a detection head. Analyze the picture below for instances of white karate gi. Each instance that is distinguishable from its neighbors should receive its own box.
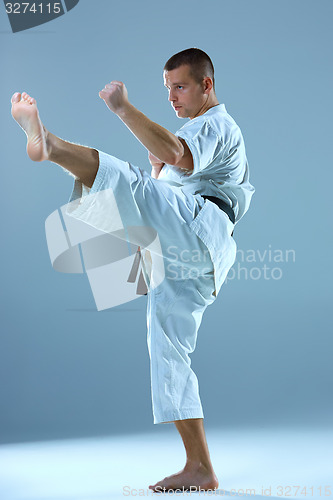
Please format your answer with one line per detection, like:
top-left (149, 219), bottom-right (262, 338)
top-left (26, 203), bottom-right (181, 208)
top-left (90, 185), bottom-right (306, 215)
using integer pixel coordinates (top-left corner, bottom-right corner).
top-left (66, 103), bottom-right (255, 424)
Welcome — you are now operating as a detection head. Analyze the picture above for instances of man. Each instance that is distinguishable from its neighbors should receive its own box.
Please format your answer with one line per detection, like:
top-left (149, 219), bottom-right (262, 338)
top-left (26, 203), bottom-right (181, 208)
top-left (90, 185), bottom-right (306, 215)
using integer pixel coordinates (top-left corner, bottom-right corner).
top-left (11, 48), bottom-right (255, 492)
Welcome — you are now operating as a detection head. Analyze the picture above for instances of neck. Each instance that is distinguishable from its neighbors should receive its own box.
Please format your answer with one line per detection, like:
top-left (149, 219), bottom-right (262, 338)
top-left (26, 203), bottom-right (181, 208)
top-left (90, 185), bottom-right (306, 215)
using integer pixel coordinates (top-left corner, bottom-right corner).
top-left (191, 93), bottom-right (219, 119)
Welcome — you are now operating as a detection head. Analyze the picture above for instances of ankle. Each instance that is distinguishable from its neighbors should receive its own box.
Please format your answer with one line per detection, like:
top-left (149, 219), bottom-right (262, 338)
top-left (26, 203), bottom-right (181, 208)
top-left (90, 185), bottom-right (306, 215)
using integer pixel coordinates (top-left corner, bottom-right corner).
top-left (184, 459), bottom-right (214, 473)
top-left (46, 129), bottom-right (56, 161)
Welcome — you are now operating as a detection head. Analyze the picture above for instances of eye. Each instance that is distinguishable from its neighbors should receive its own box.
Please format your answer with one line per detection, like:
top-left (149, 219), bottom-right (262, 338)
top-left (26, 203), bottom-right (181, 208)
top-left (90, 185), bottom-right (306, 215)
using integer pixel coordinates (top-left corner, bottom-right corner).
top-left (177, 86), bottom-right (183, 90)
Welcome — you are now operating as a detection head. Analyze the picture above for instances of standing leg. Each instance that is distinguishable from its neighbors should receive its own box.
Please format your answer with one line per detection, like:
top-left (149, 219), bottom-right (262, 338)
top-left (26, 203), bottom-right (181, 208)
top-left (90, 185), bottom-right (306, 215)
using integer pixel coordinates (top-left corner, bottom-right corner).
top-left (11, 92), bottom-right (99, 187)
top-left (149, 417), bottom-right (218, 492)
top-left (147, 234), bottom-right (220, 491)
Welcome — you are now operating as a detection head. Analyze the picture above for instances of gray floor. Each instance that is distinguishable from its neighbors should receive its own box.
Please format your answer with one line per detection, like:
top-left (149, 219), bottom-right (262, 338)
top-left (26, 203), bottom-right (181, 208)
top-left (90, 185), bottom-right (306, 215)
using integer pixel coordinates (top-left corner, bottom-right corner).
top-left (0, 426), bottom-right (332, 499)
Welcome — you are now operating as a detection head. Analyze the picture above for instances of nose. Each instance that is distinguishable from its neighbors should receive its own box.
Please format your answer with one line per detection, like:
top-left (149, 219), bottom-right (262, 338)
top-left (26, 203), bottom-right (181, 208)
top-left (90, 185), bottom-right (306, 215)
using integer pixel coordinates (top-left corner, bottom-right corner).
top-left (168, 88), bottom-right (176, 102)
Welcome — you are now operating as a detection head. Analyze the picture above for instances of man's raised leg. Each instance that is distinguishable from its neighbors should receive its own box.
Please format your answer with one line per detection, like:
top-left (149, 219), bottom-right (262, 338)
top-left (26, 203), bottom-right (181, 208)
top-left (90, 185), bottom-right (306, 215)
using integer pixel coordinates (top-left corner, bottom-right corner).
top-left (149, 418), bottom-right (219, 492)
top-left (11, 92), bottom-right (99, 188)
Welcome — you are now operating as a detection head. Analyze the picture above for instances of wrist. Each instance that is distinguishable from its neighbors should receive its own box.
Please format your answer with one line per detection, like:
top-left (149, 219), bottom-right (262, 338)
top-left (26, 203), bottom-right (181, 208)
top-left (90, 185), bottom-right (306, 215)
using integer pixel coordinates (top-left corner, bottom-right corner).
top-left (116, 101), bottom-right (136, 120)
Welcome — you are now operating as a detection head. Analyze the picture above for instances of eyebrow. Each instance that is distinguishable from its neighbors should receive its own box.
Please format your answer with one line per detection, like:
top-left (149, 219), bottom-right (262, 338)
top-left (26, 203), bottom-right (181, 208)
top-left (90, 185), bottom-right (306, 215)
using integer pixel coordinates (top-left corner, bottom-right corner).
top-left (164, 82), bottom-right (187, 87)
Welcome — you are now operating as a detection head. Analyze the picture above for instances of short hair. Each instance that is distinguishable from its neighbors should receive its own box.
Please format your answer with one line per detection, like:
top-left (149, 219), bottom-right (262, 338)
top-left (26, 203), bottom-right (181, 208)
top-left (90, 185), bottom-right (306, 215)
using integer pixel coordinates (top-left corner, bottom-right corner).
top-left (164, 48), bottom-right (215, 88)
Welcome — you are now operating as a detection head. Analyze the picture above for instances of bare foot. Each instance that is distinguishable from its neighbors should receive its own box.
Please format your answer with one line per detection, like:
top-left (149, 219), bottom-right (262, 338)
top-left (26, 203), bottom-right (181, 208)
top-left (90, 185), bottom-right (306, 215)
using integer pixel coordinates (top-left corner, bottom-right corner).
top-left (11, 92), bottom-right (49, 162)
top-left (148, 462), bottom-right (219, 493)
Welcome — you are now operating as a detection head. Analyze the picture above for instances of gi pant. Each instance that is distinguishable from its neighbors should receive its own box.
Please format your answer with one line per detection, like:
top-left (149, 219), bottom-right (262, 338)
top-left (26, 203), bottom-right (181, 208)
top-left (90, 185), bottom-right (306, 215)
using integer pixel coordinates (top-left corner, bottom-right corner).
top-left (66, 151), bottom-right (236, 424)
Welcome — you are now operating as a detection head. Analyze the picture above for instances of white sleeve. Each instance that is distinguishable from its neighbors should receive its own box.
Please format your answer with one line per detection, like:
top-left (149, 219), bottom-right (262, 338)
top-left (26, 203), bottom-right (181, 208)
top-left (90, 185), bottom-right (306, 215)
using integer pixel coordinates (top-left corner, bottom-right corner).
top-left (176, 122), bottom-right (222, 175)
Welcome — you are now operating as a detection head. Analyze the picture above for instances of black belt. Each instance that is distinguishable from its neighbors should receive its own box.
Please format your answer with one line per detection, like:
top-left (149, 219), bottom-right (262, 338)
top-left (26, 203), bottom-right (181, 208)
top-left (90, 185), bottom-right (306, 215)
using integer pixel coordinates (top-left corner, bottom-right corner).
top-left (202, 195), bottom-right (235, 236)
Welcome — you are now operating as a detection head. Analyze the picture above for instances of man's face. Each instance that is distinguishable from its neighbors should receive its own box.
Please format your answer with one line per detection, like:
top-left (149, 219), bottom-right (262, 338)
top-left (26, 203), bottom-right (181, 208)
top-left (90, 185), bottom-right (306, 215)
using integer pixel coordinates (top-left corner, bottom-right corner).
top-left (163, 64), bottom-right (209, 119)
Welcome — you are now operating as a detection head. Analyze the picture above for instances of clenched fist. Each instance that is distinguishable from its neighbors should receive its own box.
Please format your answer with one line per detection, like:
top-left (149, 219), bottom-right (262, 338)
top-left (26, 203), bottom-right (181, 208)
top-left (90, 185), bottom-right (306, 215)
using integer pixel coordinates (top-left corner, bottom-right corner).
top-left (99, 81), bottom-right (129, 115)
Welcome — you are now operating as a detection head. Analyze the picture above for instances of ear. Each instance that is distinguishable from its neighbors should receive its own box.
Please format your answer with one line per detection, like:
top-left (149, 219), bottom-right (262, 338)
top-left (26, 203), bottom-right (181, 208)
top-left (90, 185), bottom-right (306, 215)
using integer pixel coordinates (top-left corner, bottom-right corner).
top-left (203, 77), bottom-right (214, 95)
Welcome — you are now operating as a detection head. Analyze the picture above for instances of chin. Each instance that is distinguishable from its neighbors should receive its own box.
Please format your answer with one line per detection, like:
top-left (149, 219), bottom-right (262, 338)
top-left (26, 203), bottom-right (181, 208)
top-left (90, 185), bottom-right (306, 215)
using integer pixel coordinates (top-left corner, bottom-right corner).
top-left (177, 109), bottom-right (188, 119)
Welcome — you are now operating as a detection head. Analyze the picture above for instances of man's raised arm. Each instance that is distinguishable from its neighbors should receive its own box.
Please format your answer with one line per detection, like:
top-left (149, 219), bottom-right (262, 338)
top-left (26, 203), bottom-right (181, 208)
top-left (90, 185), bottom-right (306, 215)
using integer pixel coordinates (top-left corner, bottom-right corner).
top-left (99, 81), bottom-right (193, 172)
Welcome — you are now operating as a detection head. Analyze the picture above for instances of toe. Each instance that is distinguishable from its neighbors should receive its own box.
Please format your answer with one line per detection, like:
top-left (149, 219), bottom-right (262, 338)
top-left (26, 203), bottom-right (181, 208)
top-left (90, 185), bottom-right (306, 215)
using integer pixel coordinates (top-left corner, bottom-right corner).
top-left (11, 92), bottom-right (21, 104)
top-left (149, 480), bottom-right (165, 492)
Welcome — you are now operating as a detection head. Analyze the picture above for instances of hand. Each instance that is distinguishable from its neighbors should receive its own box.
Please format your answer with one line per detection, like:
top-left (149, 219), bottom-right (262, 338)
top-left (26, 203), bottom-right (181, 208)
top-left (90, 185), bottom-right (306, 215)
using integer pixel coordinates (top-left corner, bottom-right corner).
top-left (148, 152), bottom-right (164, 179)
top-left (148, 151), bottom-right (165, 169)
top-left (99, 81), bottom-right (129, 115)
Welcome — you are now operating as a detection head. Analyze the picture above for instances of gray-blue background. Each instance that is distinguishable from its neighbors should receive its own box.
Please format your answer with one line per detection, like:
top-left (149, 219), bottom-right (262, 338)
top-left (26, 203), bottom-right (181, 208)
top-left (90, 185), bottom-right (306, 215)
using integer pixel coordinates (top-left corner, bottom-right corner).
top-left (0, 0), bottom-right (332, 443)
